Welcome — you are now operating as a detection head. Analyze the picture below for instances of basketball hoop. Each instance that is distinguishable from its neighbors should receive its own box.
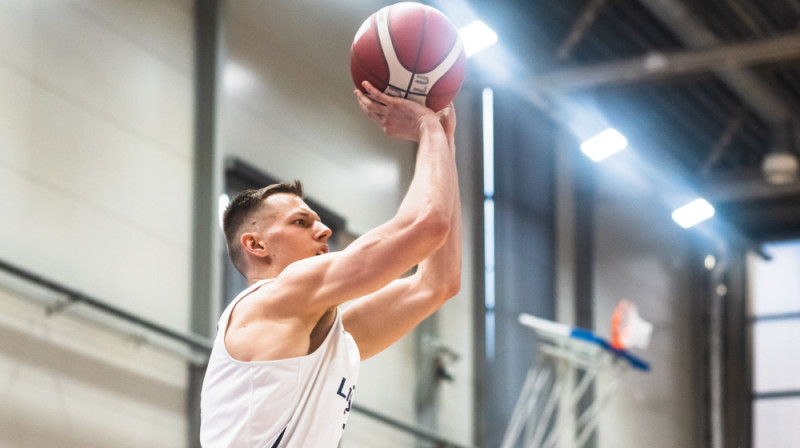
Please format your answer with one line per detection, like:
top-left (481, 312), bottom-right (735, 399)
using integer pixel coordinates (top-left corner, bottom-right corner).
top-left (610, 300), bottom-right (653, 350)
top-left (501, 314), bottom-right (650, 448)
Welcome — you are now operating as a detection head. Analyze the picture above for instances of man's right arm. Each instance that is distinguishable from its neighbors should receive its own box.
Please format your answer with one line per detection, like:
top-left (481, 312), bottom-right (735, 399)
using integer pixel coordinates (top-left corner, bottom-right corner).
top-left (271, 83), bottom-right (457, 318)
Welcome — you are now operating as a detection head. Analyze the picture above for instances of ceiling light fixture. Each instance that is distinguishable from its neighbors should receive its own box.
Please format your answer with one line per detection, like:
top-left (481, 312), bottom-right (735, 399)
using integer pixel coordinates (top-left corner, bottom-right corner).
top-left (672, 198), bottom-right (715, 229)
top-left (580, 128), bottom-right (628, 162)
top-left (762, 122), bottom-right (799, 185)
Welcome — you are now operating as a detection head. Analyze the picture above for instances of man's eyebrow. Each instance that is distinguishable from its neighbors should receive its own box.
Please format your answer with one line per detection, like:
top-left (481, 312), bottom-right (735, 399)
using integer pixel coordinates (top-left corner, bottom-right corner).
top-left (293, 210), bottom-right (321, 221)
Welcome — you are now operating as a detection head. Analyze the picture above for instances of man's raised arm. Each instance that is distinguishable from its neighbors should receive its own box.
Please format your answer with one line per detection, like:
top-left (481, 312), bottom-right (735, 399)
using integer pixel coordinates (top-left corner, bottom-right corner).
top-left (343, 103), bottom-right (462, 360)
top-left (273, 82), bottom-right (458, 316)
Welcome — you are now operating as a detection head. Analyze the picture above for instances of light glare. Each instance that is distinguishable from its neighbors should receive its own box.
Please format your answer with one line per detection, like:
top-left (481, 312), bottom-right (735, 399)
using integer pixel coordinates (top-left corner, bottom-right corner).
top-left (482, 87), bottom-right (494, 195)
top-left (580, 128), bottom-right (628, 162)
top-left (224, 63), bottom-right (255, 95)
top-left (672, 198), bottom-right (715, 228)
top-left (218, 194), bottom-right (230, 230)
top-left (459, 21), bottom-right (498, 57)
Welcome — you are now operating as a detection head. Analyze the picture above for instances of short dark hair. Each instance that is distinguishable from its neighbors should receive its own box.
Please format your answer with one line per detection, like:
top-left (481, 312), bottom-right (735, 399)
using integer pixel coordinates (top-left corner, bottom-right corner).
top-left (223, 180), bottom-right (304, 274)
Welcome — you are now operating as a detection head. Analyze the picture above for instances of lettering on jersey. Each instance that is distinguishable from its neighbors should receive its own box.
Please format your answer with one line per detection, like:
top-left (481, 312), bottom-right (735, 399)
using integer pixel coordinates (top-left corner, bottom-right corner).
top-left (336, 377), bottom-right (356, 429)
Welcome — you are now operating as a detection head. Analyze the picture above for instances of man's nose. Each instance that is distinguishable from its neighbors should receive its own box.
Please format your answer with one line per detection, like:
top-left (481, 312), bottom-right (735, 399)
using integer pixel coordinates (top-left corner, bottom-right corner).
top-left (315, 222), bottom-right (332, 240)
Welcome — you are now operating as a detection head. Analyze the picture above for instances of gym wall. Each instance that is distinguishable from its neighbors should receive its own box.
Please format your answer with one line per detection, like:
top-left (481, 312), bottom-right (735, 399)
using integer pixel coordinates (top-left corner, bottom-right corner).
top-left (0, 0), bottom-right (194, 447)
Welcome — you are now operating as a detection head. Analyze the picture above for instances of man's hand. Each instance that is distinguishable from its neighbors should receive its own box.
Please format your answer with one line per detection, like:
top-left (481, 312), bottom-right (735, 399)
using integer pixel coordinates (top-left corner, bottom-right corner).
top-left (355, 81), bottom-right (440, 142)
top-left (437, 102), bottom-right (456, 142)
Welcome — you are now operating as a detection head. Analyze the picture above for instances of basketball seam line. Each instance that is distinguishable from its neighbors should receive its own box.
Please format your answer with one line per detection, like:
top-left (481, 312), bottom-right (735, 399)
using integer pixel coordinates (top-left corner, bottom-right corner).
top-left (403, 8), bottom-right (428, 100)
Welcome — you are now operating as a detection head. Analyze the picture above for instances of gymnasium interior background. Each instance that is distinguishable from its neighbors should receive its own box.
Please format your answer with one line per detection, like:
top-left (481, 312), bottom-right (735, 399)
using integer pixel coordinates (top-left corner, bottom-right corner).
top-left (1, 0), bottom-right (799, 447)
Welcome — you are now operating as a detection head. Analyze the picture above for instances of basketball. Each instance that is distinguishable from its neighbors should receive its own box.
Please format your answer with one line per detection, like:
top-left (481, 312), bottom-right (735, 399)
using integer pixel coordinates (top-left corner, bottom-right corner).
top-left (350, 2), bottom-right (467, 112)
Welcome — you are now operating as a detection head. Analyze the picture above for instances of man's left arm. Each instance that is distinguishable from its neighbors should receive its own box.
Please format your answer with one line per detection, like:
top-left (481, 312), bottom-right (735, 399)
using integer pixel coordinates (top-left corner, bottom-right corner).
top-left (343, 106), bottom-right (461, 360)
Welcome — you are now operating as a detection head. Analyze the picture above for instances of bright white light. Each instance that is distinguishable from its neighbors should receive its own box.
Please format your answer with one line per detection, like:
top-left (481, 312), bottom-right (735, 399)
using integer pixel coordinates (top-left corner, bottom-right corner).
top-left (218, 194), bottom-right (230, 230)
top-left (580, 128), bottom-right (628, 162)
top-left (482, 87), bottom-right (494, 196)
top-left (704, 254), bottom-right (716, 270)
top-left (482, 86), bottom-right (496, 361)
top-left (224, 63), bottom-right (255, 95)
top-left (459, 21), bottom-right (498, 57)
top-left (672, 198), bottom-right (715, 229)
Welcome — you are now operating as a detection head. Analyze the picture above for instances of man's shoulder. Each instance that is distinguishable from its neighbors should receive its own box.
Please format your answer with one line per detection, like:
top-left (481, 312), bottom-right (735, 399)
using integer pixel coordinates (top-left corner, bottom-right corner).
top-left (234, 281), bottom-right (280, 317)
top-left (237, 279), bottom-right (323, 326)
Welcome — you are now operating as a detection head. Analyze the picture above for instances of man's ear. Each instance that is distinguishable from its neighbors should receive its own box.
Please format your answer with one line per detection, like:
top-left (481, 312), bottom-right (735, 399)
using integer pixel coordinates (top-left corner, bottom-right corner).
top-left (240, 233), bottom-right (268, 258)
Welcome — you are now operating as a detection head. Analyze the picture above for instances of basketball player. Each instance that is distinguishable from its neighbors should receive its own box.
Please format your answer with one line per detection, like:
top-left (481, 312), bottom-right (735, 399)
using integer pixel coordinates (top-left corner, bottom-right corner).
top-left (199, 81), bottom-right (461, 447)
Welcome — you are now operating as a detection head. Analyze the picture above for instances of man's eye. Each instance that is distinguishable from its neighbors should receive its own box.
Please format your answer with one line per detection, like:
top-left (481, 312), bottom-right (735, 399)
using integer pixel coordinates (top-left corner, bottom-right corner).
top-left (294, 219), bottom-right (305, 225)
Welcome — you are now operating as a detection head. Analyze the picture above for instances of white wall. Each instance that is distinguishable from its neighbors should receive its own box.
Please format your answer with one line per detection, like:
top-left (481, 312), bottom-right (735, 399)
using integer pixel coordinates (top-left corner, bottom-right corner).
top-left (0, 0), bottom-right (194, 446)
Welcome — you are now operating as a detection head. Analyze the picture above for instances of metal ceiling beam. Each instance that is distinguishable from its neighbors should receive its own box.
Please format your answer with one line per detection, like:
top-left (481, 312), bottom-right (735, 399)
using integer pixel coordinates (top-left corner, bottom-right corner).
top-left (525, 31), bottom-right (800, 104)
top-left (700, 106), bottom-right (747, 176)
top-left (523, 0), bottom-right (797, 126)
top-left (699, 170), bottom-right (800, 202)
top-left (636, 0), bottom-right (792, 125)
top-left (556, 0), bottom-right (608, 60)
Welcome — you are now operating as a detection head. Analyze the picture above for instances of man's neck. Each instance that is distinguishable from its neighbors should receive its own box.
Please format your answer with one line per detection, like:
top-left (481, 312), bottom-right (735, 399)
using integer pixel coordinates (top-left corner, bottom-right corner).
top-left (247, 268), bottom-right (279, 285)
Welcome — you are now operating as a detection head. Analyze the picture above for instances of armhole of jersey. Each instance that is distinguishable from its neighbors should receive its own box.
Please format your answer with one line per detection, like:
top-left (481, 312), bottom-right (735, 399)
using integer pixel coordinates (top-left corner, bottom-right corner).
top-left (270, 427), bottom-right (287, 448)
top-left (220, 279), bottom-right (275, 359)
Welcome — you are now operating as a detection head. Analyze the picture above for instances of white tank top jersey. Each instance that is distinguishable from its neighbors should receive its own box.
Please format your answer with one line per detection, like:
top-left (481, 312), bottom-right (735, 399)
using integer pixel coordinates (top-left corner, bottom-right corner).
top-left (200, 279), bottom-right (360, 448)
